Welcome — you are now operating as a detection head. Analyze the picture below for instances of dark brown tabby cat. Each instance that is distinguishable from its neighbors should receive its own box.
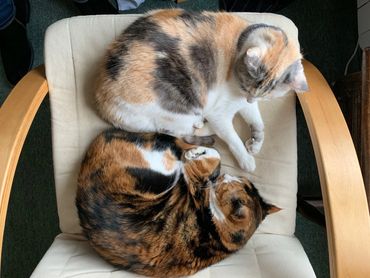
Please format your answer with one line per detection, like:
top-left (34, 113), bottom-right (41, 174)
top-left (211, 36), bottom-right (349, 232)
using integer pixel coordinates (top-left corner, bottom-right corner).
top-left (76, 129), bottom-right (279, 277)
top-left (95, 9), bottom-right (308, 172)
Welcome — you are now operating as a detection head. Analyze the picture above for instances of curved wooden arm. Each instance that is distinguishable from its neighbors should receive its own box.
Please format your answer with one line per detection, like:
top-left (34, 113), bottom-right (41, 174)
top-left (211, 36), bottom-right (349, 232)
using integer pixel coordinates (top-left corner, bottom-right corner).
top-left (299, 60), bottom-right (370, 278)
top-left (0, 66), bottom-right (48, 265)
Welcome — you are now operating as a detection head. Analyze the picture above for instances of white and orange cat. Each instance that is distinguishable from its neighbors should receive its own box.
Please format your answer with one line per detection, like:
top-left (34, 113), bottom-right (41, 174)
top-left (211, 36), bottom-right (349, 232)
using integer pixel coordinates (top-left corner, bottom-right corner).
top-left (95, 9), bottom-right (307, 172)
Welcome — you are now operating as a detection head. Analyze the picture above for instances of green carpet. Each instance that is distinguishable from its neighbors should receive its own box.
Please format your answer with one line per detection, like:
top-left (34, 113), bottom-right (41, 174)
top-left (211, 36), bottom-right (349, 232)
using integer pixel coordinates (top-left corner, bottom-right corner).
top-left (0, 0), bottom-right (359, 277)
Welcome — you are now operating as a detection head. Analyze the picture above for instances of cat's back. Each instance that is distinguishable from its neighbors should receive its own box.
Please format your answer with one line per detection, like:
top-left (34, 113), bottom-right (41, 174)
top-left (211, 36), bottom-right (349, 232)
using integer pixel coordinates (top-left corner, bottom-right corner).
top-left (95, 9), bottom-right (248, 111)
top-left (77, 129), bottom-right (183, 199)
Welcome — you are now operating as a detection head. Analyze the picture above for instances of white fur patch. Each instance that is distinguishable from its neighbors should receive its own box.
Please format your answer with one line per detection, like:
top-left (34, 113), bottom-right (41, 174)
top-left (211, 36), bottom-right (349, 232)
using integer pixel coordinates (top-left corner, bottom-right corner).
top-left (223, 174), bottom-right (242, 183)
top-left (156, 51), bottom-right (168, 59)
top-left (140, 148), bottom-right (181, 176)
top-left (114, 101), bottom-right (203, 137)
top-left (184, 147), bottom-right (220, 161)
top-left (209, 187), bottom-right (225, 222)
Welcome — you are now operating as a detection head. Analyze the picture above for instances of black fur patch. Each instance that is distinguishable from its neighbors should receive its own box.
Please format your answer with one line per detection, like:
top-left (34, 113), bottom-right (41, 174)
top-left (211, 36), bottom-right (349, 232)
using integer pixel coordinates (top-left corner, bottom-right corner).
top-left (105, 44), bottom-right (128, 80)
top-left (237, 24), bottom-right (288, 51)
top-left (121, 15), bottom-right (160, 42)
top-left (127, 167), bottom-right (178, 194)
top-left (234, 56), bottom-right (268, 93)
top-left (209, 163), bottom-right (221, 182)
top-left (193, 207), bottom-right (231, 258)
top-left (154, 50), bottom-right (202, 113)
top-left (231, 197), bottom-right (243, 212)
top-left (103, 129), bottom-right (146, 145)
top-left (105, 15), bottom-right (159, 80)
top-left (178, 10), bottom-right (213, 27)
top-left (105, 16), bottom-right (157, 80)
top-left (231, 230), bottom-right (245, 244)
top-left (77, 183), bottom-right (125, 233)
top-left (122, 194), bottom-right (171, 233)
top-left (111, 12), bottom-right (206, 113)
top-left (244, 182), bottom-right (267, 220)
top-left (189, 40), bottom-right (216, 88)
top-left (152, 133), bottom-right (182, 159)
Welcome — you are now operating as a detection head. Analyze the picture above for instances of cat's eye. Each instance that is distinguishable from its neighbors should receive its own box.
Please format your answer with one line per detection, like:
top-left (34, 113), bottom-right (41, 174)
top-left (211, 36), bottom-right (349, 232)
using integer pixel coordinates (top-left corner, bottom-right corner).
top-left (283, 73), bottom-right (291, 84)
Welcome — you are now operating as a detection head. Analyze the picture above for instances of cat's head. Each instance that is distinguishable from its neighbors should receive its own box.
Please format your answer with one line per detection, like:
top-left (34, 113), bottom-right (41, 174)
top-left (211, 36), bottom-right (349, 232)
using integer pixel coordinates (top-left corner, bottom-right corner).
top-left (235, 24), bottom-right (308, 103)
top-left (210, 174), bottom-right (279, 249)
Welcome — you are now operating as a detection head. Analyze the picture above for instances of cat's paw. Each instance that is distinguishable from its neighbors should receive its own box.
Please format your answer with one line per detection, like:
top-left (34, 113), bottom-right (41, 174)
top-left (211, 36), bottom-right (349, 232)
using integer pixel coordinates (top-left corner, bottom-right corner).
top-left (245, 137), bottom-right (263, 155)
top-left (237, 155), bottom-right (256, 172)
top-left (193, 121), bottom-right (204, 129)
top-left (185, 147), bottom-right (207, 160)
top-left (185, 147), bottom-right (220, 160)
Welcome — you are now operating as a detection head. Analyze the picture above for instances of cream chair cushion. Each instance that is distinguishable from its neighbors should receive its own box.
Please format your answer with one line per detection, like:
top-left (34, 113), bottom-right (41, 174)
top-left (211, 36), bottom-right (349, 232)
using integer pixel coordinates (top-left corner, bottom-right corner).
top-left (32, 13), bottom-right (316, 277)
top-left (32, 234), bottom-right (315, 278)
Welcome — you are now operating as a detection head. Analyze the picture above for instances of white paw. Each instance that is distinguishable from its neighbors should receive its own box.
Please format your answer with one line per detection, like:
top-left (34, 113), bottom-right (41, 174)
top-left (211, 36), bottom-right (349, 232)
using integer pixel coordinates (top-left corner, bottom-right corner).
top-left (185, 147), bottom-right (206, 160)
top-left (222, 174), bottom-right (242, 183)
top-left (185, 147), bottom-right (220, 160)
top-left (245, 137), bottom-right (263, 155)
top-left (193, 121), bottom-right (204, 129)
top-left (237, 155), bottom-right (256, 172)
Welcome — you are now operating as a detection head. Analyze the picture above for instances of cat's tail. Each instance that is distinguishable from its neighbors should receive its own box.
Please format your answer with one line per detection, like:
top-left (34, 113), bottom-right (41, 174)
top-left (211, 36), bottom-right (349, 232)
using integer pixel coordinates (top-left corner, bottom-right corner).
top-left (183, 136), bottom-right (215, 146)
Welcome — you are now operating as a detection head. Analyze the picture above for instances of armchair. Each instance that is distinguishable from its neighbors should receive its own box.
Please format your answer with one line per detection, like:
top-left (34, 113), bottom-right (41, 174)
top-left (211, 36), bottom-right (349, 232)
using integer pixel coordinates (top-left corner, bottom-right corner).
top-left (1, 13), bottom-right (369, 277)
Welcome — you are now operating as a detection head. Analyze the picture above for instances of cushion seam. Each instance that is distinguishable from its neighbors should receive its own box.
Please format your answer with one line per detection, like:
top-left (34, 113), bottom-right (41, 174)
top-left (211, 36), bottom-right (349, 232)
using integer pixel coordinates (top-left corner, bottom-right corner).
top-left (67, 17), bottom-right (82, 160)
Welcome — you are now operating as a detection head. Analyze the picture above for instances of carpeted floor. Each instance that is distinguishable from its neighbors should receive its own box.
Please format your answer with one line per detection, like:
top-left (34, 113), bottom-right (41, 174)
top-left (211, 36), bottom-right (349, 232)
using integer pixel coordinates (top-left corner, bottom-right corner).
top-left (0, 0), bottom-right (360, 277)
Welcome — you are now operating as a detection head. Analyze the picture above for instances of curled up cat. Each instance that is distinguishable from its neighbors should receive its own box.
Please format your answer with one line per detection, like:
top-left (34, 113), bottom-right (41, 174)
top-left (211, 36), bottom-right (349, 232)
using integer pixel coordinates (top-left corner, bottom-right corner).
top-left (76, 129), bottom-right (279, 277)
top-left (95, 9), bottom-right (308, 172)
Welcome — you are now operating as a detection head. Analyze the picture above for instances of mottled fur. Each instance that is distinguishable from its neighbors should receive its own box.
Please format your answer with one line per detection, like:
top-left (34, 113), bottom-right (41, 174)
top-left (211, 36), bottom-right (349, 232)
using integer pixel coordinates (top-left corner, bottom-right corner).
top-left (95, 9), bottom-right (307, 172)
top-left (76, 129), bottom-right (278, 277)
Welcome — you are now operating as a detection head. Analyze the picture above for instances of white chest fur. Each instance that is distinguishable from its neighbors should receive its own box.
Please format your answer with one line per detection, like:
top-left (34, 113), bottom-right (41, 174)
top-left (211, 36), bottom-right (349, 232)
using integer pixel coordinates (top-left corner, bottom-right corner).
top-left (204, 81), bottom-right (247, 119)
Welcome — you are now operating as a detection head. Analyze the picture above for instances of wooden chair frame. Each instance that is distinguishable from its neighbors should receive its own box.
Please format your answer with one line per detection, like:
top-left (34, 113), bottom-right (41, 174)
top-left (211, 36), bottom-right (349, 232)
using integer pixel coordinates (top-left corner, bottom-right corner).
top-left (1, 61), bottom-right (370, 277)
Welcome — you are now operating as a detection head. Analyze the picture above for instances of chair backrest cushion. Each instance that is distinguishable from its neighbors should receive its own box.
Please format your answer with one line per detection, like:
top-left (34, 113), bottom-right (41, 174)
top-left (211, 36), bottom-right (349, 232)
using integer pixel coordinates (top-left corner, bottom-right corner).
top-left (44, 13), bottom-right (299, 235)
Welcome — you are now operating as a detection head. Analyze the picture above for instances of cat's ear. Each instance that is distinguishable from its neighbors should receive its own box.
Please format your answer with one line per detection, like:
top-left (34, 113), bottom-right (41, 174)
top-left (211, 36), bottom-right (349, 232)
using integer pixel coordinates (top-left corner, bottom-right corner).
top-left (266, 204), bottom-right (281, 215)
top-left (287, 61), bottom-right (309, 93)
top-left (244, 47), bottom-right (263, 79)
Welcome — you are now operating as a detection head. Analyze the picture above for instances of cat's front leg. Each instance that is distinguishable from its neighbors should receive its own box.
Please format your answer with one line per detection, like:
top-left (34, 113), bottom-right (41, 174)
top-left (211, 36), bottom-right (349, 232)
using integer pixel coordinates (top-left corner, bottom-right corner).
top-left (206, 117), bottom-right (255, 172)
top-left (239, 102), bottom-right (264, 155)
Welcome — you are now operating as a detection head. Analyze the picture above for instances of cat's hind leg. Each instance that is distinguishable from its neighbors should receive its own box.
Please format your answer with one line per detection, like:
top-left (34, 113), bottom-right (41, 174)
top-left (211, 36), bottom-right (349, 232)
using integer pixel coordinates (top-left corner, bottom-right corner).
top-left (157, 113), bottom-right (214, 145)
top-left (183, 135), bottom-right (215, 146)
top-left (185, 122), bottom-right (215, 146)
top-left (193, 122), bottom-right (215, 137)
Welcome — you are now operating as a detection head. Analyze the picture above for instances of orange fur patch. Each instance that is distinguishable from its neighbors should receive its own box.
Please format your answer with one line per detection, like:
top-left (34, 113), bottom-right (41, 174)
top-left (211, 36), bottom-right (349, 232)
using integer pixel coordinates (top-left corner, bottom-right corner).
top-left (213, 13), bottom-right (248, 81)
top-left (162, 149), bottom-right (177, 171)
top-left (150, 9), bottom-right (182, 21)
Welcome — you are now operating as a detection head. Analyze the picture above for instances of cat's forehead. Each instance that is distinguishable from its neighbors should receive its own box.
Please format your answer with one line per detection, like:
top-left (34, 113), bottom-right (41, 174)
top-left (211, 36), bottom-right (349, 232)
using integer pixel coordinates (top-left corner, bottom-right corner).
top-left (243, 25), bottom-right (302, 78)
top-left (262, 39), bottom-right (302, 79)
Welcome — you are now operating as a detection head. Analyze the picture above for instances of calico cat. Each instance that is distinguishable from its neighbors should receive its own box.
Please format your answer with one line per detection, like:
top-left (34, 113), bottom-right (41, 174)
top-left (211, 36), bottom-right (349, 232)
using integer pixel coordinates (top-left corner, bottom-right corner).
top-left (76, 129), bottom-right (279, 277)
top-left (95, 9), bottom-right (308, 172)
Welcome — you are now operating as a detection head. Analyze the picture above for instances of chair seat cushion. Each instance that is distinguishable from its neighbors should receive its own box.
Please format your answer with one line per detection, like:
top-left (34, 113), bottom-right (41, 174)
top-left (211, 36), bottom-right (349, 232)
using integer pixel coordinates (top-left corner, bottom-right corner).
top-left (31, 233), bottom-right (316, 278)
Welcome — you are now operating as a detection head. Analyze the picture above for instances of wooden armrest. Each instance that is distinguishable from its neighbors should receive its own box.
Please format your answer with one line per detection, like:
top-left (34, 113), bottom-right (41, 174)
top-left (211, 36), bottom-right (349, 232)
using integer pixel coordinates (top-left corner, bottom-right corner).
top-left (0, 66), bottom-right (48, 264)
top-left (299, 60), bottom-right (370, 278)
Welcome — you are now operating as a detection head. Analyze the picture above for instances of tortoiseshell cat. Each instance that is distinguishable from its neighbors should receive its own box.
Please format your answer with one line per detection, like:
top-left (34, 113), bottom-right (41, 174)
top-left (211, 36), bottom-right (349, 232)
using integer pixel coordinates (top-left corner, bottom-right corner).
top-left (76, 129), bottom-right (279, 277)
top-left (95, 9), bottom-right (307, 172)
